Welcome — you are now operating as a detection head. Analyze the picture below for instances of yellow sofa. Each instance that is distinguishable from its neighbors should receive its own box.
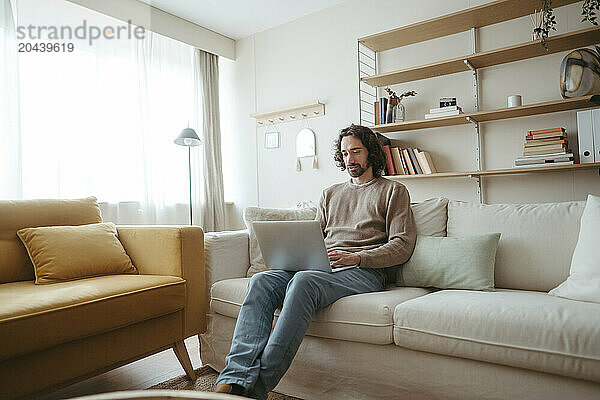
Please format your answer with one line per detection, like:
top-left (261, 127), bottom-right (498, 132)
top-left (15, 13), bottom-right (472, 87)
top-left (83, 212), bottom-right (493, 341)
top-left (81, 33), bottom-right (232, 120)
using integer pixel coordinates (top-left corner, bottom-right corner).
top-left (0, 198), bottom-right (206, 399)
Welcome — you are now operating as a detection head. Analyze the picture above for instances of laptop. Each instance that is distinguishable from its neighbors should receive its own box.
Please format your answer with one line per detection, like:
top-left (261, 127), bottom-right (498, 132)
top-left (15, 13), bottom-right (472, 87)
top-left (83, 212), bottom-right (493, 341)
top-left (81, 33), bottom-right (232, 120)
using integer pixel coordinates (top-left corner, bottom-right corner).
top-left (252, 220), bottom-right (357, 273)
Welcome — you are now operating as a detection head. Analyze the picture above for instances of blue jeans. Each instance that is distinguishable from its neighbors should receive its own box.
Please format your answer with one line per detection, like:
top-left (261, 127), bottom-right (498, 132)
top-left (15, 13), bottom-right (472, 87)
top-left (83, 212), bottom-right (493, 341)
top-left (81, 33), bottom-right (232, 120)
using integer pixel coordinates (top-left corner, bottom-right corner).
top-left (215, 267), bottom-right (384, 399)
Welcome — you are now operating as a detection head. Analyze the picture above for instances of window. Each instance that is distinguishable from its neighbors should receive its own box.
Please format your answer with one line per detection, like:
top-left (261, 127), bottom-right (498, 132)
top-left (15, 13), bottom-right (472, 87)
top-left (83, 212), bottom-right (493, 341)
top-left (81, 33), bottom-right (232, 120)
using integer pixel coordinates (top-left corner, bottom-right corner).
top-left (12, 0), bottom-right (202, 224)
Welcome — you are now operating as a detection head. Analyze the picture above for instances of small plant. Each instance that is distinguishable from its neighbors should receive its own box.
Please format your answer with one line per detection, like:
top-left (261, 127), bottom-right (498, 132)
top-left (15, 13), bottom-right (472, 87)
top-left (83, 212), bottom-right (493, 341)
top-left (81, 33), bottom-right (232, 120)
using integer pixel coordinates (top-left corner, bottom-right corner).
top-left (541, 0), bottom-right (557, 51)
top-left (540, 0), bottom-right (600, 51)
top-left (582, 0), bottom-right (600, 25)
top-left (385, 88), bottom-right (417, 105)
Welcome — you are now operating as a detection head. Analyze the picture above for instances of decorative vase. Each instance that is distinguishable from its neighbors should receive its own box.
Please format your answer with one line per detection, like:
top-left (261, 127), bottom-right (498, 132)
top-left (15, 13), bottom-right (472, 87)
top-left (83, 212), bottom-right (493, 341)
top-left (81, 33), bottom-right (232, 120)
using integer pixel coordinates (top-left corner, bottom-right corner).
top-left (394, 101), bottom-right (406, 123)
top-left (560, 46), bottom-right (600, 99)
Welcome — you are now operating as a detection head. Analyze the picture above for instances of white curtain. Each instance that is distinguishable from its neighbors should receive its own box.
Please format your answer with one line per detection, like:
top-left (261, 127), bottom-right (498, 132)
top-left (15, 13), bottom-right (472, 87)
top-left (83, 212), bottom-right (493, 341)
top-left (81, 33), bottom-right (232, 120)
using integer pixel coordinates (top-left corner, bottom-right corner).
top-left (9, 0), bottom-right (209, 225)
top-left (0, 0), bottom-right (21, 199)
top-left (195, 49), bottom-right (225, 232)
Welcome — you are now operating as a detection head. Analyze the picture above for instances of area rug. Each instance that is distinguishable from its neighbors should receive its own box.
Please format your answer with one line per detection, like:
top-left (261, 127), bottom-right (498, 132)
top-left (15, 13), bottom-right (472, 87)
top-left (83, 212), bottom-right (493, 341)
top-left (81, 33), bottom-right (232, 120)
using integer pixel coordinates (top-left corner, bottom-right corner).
top-left (148, 365), bottom-right (300, 400)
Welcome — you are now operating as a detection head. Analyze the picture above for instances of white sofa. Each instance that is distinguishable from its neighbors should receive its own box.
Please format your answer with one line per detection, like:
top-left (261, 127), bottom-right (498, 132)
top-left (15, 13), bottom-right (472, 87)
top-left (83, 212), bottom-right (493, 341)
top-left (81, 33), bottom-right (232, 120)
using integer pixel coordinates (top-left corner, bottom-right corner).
top-left (200, 199), bottom-right (600, 400)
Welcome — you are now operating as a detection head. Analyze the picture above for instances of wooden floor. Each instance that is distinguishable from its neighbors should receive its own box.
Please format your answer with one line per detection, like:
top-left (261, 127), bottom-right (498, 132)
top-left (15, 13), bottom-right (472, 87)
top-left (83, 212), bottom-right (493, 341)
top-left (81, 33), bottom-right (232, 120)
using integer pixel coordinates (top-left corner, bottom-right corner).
top-left (38, 336), bottom-right (203, 400)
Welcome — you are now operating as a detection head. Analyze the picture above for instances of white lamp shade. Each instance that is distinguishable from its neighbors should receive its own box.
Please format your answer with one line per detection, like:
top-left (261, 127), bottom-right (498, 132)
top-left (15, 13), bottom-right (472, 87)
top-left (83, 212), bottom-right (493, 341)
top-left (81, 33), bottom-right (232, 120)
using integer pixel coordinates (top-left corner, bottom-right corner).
top-left (174, 128), bottom-right (202, 147)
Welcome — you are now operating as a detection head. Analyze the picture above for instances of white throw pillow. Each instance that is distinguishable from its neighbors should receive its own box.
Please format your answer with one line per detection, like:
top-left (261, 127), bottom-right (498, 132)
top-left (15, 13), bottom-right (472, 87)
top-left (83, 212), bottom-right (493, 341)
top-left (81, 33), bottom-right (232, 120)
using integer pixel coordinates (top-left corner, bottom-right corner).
top-left (549, 194), bottom-right (600, 303)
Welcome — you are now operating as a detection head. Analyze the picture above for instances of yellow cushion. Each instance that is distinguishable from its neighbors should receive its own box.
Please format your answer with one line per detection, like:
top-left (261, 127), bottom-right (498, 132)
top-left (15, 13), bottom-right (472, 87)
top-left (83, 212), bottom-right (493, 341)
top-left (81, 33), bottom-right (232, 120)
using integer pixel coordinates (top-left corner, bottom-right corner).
top-left (0, 274), bottom-right (185, 360)
top-left (17, 222), bottom-right (137, 284)
top-left (0, 197), bottom-right (102, 283)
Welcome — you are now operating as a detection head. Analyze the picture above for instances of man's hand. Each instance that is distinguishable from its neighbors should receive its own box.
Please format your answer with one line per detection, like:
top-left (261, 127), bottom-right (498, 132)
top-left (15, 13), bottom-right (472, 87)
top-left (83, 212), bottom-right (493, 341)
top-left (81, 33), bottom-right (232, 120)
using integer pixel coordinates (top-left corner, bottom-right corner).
top-left (328, 251), bottom-right (360, 267)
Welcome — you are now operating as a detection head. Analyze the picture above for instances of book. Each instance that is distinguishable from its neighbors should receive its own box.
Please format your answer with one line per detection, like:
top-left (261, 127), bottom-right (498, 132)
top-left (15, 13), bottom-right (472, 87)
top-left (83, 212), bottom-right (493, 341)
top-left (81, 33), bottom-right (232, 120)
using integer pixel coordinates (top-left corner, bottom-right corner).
top-left (382, 144), bottom-right (396, 175)
top-left (515, 156), bottom-right (574, 166)
top-left (528, 127), bottom-right (565, 135)
top-left (425, 110), bottom-right (462, 119)
top-left (523, 145), bottom-right (567, 156)
top-left (398, 149), bottom-right (410, 174)
top-left (524, 138), bottom-right (567, 146)
top-left (380, 97), bottom-right (388, 125)
top-left (415, 149), bottom-right (437, 174)
top-left (402, 149), bottom-right (416, 175)
top-left (407, 148), bottom-right (423, 174)
top-left (390, 147), bottom-right (405, 175)
top-left (429, 105), bottom-right (462, 113)
top-left (523, 143), bottom-right (566, 152)
top-left (525, 132), bottom-right (566, 140)
top-left (515, 152), bottom-right (574, 162)
top-left (519, 151), bottom-right (572, 159)
top-left (415, 151), bottom-right (429, 174)
top-left (374, 101), bottom-right (380, 125)
top-left (514, 160), bottom-right (574, 168)
top-left (386, 97), bottom-right (394, 123)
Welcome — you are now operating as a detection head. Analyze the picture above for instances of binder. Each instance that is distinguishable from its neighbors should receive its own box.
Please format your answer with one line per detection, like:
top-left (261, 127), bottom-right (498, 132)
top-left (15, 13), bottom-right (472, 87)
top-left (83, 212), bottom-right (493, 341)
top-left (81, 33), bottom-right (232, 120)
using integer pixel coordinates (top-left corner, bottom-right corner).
top-left (593, 109), bottom-right (600, 162)
top-left (577, 110), bottom-right (595, 163)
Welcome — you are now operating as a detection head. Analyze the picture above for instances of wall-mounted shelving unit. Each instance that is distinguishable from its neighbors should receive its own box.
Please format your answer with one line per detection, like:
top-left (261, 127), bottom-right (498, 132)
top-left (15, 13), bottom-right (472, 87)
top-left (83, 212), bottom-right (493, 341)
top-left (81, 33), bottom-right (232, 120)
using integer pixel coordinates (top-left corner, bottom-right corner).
top-left (357, 0), bottom-right (600, 203)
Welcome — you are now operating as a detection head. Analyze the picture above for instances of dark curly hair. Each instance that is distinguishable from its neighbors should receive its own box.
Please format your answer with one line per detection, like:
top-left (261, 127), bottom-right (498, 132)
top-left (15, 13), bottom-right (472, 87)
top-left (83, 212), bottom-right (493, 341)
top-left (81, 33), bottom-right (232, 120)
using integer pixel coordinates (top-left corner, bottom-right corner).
top-left (333, 124), bottom-right (386, 178)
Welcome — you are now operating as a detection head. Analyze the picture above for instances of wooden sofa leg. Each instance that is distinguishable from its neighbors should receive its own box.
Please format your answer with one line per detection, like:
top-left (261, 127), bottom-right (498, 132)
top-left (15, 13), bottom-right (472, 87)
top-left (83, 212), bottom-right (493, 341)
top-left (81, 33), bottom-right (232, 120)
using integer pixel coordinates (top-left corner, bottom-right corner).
top-left (173, 340), bottom-right (197, 380)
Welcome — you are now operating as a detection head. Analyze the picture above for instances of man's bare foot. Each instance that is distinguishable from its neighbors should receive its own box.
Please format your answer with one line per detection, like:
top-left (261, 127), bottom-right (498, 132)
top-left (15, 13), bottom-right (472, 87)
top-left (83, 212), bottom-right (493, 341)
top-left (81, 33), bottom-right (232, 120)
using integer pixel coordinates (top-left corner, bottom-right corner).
top-left (214, 384), bottom-right (233, 393)
top-left (215, 383), bottom-right (245, 395)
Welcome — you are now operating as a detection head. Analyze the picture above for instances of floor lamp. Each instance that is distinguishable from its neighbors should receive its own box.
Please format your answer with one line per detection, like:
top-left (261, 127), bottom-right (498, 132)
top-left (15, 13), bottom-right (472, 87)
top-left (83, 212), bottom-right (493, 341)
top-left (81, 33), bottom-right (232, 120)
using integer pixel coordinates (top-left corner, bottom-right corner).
top-left (174, 128), bottom-right (202, 225)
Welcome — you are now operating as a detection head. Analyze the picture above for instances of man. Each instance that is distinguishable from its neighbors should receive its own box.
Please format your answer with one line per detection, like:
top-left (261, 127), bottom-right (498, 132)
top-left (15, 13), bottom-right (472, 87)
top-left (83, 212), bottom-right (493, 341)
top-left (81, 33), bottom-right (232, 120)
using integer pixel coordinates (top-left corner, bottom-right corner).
top-left (215, 124), bottom-right (416, 399)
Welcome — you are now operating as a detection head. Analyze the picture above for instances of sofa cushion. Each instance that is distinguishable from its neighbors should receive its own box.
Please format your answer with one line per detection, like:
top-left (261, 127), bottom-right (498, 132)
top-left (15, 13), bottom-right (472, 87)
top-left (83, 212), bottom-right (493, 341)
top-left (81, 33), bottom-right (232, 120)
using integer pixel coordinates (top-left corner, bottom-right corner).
top-left (0, 274), bottom-right (185, 360)
top-left (210, 277), bottom-right (433, 345)
top-left (17, 222), bottom-right (137, 284)
top-left (549, 194), bottom-right (600, 303)
top-left (0, 197), bottom-right (102, 284)
top-left (411, 197), bottom-right (448, 237)
top-left (397, 233), bottom-right (500, 291)
top-left (393, 289), bottom-right (600, 383)
top-left (447, 200), bottom-right (585, 291)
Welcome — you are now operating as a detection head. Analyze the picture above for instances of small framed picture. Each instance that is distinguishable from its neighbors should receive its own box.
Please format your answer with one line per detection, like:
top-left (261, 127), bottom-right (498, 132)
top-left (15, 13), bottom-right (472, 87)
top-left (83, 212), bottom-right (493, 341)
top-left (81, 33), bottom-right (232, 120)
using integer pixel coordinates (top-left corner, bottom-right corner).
top-left (265, 131), bottom-right (280, 149)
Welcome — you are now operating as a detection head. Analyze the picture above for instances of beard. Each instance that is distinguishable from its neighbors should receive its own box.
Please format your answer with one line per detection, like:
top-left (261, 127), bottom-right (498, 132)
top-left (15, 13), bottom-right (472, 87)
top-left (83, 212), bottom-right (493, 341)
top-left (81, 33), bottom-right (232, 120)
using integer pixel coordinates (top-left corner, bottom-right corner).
top-left (346, 162), bottom-right (369, 177)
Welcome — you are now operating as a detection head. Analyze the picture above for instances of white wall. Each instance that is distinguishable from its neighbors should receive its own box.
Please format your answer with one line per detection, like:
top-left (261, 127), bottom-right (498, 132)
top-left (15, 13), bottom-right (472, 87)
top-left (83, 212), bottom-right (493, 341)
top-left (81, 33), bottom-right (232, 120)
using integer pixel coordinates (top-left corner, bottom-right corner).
top-left (66, 0), bottom-right (235, 59)
top-left (223, 0), bottom-right (600, 229)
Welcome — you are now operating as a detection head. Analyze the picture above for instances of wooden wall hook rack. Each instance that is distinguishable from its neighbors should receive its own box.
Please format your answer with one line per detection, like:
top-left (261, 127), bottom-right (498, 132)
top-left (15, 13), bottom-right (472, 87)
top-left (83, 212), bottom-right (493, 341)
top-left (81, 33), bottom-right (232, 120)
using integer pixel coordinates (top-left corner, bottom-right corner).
top-left (251, 101), bottom-right (325, 127)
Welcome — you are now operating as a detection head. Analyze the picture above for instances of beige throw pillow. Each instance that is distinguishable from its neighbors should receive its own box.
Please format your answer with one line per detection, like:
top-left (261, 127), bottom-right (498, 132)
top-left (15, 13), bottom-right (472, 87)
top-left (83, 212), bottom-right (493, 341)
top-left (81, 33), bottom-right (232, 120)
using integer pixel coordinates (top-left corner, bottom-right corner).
top-left (411, 197), bottom-right (449, 237)
top-left (244, 206), bottom-right (318, 277)
top-left (17, 222), bottom-right (137, 284)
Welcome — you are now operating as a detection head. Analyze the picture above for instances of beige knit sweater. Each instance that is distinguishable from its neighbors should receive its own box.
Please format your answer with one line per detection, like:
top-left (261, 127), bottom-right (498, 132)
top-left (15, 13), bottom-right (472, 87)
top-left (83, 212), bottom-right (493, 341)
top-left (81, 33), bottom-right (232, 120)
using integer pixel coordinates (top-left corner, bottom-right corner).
top-left (317, 177), bottom-right (417, 272)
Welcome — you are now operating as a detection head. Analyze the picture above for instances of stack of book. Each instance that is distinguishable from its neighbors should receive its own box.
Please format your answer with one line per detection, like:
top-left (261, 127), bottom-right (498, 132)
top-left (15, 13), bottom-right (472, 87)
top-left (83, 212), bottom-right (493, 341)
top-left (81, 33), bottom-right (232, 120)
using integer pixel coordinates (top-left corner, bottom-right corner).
top-left (424, 105), bottom-right (463, 119)
top-left (381, 145), bottom-right (437, 175)
top-left (514, 127), bottom-right (574, 167)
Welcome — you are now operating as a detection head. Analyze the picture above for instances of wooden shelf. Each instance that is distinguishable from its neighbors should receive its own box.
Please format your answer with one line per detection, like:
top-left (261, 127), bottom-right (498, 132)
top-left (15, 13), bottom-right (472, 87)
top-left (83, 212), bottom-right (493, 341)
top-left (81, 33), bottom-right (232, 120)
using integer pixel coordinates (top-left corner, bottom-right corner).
top-left (362, 27), bottom-right (600, 87)
top-left (358, 0), bottom-right (581, 52)
top-left (371, 95), bottom-right (600, 134)
top-left (385, 162), bottom-right (600, 180)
